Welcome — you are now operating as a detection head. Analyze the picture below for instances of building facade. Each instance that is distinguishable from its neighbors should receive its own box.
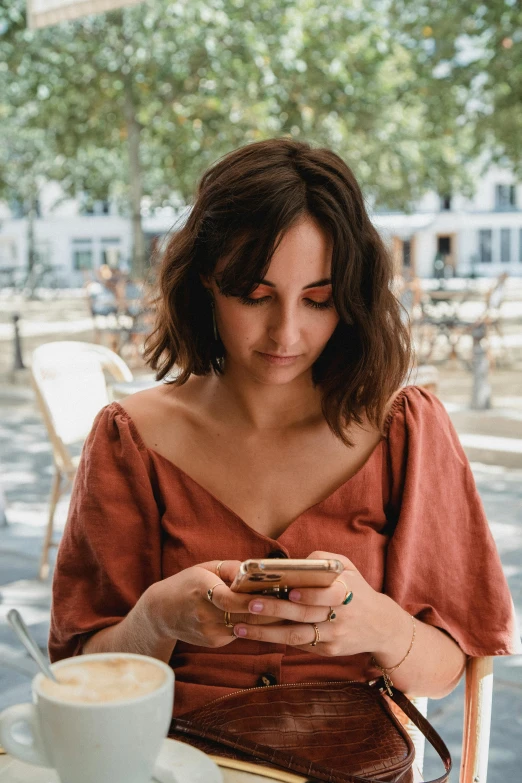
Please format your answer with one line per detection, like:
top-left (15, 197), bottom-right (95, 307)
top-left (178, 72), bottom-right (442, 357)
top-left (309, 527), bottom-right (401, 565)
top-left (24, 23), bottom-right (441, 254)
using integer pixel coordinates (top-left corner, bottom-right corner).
top-left (373, 165), bottom-right (522, 278)
top-left (0, 164), bottom-right (521, 285)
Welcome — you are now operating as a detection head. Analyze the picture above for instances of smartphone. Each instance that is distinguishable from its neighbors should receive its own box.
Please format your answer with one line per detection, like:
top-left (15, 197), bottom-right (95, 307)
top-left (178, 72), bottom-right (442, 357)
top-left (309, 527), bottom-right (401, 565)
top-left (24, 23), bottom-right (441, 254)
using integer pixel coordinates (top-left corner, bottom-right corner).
top-left (230, 558), bottom-right (344, 598)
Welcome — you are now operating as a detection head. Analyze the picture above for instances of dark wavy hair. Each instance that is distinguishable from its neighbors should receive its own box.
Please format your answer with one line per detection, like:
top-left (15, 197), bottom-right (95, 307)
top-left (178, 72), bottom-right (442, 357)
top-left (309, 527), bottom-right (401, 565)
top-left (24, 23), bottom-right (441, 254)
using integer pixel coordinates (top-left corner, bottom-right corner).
top-left (144, 138), bottom-right (412, 445)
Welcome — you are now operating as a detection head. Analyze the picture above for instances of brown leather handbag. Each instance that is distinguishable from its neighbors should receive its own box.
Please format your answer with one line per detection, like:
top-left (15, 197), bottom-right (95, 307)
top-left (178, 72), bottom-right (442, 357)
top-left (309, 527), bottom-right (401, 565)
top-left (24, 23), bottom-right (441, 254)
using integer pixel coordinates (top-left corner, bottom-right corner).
top-left (170, 679), bottom-right (451, 783)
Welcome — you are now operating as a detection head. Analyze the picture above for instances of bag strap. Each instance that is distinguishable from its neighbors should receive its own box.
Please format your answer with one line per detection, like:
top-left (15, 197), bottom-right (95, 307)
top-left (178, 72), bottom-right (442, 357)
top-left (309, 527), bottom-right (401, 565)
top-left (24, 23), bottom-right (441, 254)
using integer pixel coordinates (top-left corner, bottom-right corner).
top-left (172, 679), bottom-right (452, 783)
top-left (385, 682), bottom-right (452, 783)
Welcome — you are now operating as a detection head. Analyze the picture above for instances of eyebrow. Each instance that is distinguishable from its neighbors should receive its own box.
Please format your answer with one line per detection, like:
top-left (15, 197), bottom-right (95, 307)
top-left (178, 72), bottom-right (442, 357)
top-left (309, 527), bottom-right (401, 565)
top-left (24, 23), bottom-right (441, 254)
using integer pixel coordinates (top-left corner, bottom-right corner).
top-left (257, 277), bottom-right (332, 290)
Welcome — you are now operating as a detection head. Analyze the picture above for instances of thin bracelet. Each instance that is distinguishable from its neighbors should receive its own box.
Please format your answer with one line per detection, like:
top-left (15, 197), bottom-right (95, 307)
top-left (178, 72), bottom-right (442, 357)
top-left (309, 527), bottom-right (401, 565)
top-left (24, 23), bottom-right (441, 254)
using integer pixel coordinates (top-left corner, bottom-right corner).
top-left (371, 616), bottom-right (416, 697)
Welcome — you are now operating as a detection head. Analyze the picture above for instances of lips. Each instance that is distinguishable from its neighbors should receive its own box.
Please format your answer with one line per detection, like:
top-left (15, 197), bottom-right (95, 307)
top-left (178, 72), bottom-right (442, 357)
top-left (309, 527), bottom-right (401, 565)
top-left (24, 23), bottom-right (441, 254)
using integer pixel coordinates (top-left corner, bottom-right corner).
top-left (262, 353), bottom-right (298, 358)
top-left (257, 352), bottom-right (301, 365)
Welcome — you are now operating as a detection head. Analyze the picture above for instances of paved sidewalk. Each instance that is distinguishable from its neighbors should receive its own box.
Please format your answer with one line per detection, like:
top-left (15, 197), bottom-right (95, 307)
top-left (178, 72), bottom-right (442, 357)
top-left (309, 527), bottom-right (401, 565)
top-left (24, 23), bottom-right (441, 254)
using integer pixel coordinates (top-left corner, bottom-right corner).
top-left (0, 378), bottom-right (521, 781)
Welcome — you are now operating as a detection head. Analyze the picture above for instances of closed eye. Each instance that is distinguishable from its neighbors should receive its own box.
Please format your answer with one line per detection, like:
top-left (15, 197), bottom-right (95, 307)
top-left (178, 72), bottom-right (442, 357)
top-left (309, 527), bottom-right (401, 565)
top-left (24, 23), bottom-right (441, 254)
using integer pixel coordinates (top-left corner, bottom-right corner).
top-left (238, 296), bottom-right (334, 310)
top-left (306, 298), bottom-right (334, 310)
top-left (239, 296), bottom-right (271, 306)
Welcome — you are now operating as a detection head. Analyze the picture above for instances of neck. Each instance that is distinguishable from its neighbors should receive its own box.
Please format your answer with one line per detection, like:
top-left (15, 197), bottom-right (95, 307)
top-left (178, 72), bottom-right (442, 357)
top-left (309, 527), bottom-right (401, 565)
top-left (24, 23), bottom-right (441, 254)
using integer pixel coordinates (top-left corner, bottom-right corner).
top-left (205, 361), bottom-right (324, 433)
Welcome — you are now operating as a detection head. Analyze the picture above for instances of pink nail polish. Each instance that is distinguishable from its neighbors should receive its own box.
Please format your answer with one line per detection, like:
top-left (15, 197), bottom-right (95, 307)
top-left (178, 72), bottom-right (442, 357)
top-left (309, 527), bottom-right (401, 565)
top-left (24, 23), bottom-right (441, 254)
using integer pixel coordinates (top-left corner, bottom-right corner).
top-left (288, 590), bottom-right (301, 602)
top-left (250, 601), bottom-right (264, 613)
top-left (234, 626), bottom-right (248, 637)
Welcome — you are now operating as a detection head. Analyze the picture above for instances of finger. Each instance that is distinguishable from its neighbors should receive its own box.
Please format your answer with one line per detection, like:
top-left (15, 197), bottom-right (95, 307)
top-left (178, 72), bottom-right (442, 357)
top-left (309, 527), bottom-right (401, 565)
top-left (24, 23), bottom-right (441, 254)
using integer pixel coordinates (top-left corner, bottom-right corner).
top-left (233, 621), bottom-right (327, 647)
top-left (307, 550), bottom-right (357, 571)
top-left (199, 560), bottom-right (242, 584)
top-left (210, 584), bottom-right (262, 614)
top-left (245, 596), bottom-right (331, 624)
top-left (287, 578), bottom-right (354, 607)
top-left (231, 613), bottom-right (286, 626)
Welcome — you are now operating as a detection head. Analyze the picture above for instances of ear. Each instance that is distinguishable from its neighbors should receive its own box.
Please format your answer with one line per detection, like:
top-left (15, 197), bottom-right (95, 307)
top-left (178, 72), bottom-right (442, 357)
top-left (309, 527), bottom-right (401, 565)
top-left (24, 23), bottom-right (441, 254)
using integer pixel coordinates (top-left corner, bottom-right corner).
top-left (199, 273), bottom-right (213, 292)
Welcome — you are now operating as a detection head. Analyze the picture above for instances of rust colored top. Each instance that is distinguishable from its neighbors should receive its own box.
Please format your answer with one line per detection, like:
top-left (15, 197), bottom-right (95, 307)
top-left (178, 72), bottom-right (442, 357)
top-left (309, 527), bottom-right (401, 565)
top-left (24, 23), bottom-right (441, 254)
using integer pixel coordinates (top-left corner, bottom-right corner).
top-left (49, 386), bottom-right (520, 716)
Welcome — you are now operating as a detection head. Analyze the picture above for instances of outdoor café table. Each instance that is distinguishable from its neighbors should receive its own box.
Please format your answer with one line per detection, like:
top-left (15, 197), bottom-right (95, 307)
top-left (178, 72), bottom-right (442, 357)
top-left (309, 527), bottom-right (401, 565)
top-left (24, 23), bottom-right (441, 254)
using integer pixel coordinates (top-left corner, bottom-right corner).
top-left (424, 287), bottom-right (471, 315)
top-left (0, 748), bottom-right (310, 781)
top-left (0, 748), bottom-right (424, 781)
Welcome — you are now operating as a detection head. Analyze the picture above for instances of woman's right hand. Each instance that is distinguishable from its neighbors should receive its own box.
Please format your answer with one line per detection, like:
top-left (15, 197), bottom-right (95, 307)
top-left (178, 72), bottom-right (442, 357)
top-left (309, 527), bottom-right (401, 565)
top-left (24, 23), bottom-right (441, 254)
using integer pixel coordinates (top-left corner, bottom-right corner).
top-left (143, 560), bottom-right (276, 648)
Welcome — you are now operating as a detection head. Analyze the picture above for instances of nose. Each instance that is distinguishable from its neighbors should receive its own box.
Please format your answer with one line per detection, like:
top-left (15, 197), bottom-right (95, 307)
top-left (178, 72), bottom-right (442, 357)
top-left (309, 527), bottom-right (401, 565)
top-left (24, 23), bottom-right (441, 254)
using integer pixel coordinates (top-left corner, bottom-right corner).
top-left (267, 302), bottom-right (301, 352)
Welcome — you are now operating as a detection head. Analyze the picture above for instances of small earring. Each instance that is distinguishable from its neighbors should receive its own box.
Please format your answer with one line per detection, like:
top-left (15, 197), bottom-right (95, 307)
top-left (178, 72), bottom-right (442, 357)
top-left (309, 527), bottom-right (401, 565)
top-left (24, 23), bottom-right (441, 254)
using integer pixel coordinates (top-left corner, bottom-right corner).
top-left (210, 299), bottom-right (218, 341)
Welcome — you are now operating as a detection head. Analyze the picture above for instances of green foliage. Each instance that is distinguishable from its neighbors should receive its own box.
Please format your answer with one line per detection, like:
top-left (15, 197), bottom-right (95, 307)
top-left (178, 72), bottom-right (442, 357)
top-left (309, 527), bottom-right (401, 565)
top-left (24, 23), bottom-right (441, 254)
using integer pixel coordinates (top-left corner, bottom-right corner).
top-left (1, 0), bottom-right (519, 233)
top-left (391, 0), bottom-right (522, 176)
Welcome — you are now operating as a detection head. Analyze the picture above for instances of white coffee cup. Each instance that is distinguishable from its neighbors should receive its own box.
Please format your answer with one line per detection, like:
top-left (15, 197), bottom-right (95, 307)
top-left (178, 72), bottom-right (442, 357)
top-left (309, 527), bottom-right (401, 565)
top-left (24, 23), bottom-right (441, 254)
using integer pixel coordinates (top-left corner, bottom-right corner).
top-left (0, 652), bottom-right (174, 783)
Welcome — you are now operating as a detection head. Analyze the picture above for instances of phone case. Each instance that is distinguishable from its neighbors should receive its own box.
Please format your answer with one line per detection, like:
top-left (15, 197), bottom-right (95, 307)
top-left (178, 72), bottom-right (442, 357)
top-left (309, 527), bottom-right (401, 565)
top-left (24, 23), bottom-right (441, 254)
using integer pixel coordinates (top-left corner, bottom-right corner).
top-left (230, 558), bottom-right (344, 596)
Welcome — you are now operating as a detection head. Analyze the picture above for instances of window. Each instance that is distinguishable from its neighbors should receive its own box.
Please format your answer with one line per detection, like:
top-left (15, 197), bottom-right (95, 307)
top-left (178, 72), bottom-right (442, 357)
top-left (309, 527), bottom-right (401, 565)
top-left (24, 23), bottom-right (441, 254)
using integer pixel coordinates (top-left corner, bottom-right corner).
top-left (495, 184), bottom-right (516, 210)
top-left (8, 199), bottom-right (24, 219)
top-left (402, 239), bottom-right (411, 268)
top-left (101, 238), bottom-right (121, 268)
top-left (7, 198), bottom-right (41, 218)
top-left (500, 229), bottom-right (511, 263)
top-left (35, 241), bottom-right (52, 266)
top-left (72, 239), bottom-right (93, 270)
top-left (478, 230), bottom-right (492, 263)
top-left (79, 196), bottom-right (110, 216)
top-left (440, 195), bottom-right (452, 211)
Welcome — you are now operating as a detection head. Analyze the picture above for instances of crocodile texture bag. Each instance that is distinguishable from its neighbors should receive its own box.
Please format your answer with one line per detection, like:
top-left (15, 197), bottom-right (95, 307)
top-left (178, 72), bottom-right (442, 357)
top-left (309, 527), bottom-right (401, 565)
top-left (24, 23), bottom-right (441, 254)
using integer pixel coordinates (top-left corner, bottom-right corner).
top-left (170, 679), bottom-right (451, 783)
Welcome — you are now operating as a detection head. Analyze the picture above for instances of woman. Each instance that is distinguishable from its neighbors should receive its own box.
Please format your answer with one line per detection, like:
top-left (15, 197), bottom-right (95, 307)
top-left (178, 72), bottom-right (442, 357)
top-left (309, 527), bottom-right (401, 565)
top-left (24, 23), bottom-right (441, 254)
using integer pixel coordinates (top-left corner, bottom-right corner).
top-left (50, 139), bottom-right (519, 718)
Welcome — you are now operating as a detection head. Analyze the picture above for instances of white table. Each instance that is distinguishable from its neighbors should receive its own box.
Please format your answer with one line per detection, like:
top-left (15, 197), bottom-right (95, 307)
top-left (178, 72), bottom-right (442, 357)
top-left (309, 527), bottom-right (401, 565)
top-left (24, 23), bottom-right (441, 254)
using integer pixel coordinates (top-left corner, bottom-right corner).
top-left (0, 752), bottom-right (306, 782)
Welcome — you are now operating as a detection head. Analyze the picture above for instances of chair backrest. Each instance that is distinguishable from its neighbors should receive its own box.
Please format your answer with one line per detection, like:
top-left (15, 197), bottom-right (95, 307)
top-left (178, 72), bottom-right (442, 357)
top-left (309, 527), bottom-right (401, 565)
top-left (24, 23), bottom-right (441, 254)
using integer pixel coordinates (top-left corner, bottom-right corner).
top-left (485, 272), bottom-right (508, 312)
top-left (31, 341), bottom-right (133, 470)
top-left (460, 656), bottom-right (493, 783)
top-left (406, 373), bottom-right (493, 783)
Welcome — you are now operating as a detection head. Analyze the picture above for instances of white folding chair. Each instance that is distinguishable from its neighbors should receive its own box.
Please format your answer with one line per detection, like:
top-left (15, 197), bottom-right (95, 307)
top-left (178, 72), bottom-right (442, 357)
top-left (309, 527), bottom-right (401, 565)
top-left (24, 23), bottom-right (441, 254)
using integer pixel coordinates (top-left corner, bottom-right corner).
top-left (30, 341), bottom-right (133, 580)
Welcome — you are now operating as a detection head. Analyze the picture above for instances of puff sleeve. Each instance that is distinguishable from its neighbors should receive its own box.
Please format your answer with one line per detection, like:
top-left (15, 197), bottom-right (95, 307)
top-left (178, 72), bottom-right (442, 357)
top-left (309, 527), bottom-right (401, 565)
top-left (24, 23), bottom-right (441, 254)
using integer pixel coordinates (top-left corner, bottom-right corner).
top-left (49, 403), bottom-right (162, 662)
top-left (384, 386), bottom-right (520, 656)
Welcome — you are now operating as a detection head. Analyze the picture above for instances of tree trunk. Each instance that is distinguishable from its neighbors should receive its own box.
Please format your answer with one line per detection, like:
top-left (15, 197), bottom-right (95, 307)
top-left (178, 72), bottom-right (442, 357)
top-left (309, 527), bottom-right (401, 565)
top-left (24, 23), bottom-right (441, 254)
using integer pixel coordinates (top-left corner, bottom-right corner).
top-left (26, 195), bottom-right (37, 274)
top-left (123, 76), bottom-right (146, 279)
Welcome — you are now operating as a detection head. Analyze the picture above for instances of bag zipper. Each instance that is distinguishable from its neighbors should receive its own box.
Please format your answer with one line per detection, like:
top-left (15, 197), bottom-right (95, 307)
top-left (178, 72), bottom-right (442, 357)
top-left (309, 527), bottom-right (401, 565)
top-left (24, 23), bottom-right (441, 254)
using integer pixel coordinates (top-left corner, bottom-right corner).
top-left (202, 679), bottom-right (361, 709)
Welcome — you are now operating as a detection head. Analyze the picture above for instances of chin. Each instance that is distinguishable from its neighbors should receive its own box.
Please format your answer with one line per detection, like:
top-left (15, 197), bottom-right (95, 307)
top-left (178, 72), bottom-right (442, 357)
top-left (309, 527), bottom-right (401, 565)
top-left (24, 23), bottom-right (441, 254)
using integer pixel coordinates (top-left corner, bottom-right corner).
top-left (250, 363), bottom-right (314, 386)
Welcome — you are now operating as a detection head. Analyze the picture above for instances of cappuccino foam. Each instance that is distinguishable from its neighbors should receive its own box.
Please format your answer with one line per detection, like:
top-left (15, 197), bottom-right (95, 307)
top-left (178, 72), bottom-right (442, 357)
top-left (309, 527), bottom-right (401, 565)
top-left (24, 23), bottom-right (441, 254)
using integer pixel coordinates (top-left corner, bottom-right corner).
top-left (40, 658), bottom-right (166, 704)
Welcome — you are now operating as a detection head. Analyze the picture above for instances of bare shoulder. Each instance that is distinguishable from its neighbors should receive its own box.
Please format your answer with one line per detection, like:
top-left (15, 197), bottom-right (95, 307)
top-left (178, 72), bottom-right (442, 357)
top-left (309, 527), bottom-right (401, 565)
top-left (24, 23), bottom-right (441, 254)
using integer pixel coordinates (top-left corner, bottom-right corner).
top-left (383, 386), bottom-right (407, 418)
top-left (119, 375), bottom-right (207, 451)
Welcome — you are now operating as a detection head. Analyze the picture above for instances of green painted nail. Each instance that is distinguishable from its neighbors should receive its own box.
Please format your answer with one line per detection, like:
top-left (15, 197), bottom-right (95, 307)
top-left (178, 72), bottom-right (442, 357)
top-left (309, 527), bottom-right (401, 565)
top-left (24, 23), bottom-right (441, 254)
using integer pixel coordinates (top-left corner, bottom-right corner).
top-left (342, 591), bottom-right (354, 606)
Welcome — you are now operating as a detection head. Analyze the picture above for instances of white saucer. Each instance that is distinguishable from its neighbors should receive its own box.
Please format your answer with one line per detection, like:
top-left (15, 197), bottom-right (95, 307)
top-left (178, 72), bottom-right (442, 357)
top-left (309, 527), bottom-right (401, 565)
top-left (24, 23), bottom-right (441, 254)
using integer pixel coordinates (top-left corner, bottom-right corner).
top-left (154, 739), bottom-right (223, 783)
top-left (0, 738), bottom-right (223, 783)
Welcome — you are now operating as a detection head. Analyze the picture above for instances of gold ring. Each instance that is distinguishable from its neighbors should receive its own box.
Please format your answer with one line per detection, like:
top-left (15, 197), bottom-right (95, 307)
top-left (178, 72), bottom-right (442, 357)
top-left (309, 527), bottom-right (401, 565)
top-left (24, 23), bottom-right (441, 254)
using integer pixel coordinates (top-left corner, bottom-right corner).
top-left (328, 607), bottom-right (336, 622)
top-left (335, 578), bottom-right (353, 605)
top-left (207, 583), bottom-right (222, 603)
top-left (309, 623), bottom-right (320, 647)
top-left (224, 610), bottom-right (234, 628)
top-left (216, 561), bottom-right (224, 579)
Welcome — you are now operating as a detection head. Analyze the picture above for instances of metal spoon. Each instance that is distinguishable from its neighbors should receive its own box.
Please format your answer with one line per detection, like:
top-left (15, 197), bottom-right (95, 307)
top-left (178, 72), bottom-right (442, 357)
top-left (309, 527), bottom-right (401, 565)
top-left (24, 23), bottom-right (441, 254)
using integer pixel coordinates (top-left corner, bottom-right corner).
top-left (7, 608), bottom-right (58, 682)
top-left (7, 609), bottom-right (179, 780)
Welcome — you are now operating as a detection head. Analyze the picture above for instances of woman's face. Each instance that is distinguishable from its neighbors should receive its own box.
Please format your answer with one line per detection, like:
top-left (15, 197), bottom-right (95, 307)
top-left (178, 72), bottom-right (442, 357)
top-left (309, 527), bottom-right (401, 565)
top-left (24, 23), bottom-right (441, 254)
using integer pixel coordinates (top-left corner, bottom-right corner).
top-left (210, 217), bottom-right (340, 385)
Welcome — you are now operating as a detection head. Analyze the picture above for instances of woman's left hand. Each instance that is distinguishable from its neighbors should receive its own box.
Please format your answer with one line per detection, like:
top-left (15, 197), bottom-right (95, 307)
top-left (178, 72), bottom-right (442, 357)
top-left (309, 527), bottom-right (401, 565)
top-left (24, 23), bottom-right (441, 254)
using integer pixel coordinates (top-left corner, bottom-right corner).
top-left (232, 550), bottom-right (399, 656)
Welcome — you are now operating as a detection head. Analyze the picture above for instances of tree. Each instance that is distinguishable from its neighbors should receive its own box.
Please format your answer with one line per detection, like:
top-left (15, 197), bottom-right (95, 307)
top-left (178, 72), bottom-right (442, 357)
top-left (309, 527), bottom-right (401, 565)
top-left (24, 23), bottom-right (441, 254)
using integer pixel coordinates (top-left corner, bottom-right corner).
top-left (4, 0), bottom-right (506, 281)
top-left (0, 3), bottom-right (65, 278)
top-left (390, 0), bottom-right (522, 176)
top-left (4, 0), bottom-right (302, 276)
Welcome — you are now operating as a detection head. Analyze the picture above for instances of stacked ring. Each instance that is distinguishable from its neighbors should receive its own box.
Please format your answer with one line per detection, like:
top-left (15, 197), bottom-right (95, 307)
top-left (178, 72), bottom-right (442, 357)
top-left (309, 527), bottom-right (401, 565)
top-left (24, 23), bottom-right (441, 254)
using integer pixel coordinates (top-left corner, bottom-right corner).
top-left (224, 611), bottom-right (234, 628)
top-left (309, 623), bottom-right (320, 647)
top-left (207, 583), bottom-right (222, 603)
top-left (335, 578), bottom-right (354, 606)
top-left (328, 607), bottom-right (336, 622)
top-left (216, 561), bottom-right (224, 579)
